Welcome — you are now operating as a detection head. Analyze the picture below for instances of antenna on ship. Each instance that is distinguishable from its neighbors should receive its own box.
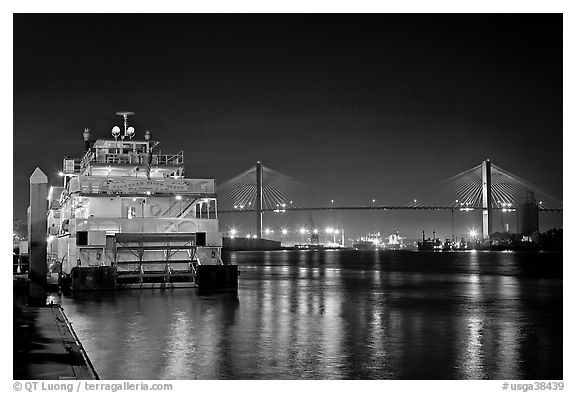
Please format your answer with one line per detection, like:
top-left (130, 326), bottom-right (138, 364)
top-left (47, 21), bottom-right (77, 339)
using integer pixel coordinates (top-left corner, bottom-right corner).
top-left (112, 111), bottom-right (135, 140)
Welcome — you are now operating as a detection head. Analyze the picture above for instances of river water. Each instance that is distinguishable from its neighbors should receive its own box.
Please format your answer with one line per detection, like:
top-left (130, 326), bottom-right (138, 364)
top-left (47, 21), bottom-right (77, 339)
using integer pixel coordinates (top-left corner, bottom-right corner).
top-left (58, 250), bottom-right (562, 380)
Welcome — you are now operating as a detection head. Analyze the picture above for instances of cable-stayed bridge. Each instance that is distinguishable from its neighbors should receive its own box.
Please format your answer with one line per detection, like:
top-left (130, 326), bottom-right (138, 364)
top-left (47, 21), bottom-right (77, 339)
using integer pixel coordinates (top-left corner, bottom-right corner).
top-left (216, 160), bottom-right (562, 240)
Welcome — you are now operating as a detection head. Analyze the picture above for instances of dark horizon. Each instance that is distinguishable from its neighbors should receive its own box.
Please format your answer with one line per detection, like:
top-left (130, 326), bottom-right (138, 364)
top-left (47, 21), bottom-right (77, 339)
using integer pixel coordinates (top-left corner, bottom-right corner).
top-left (13, 14), bottom-right (563, 238)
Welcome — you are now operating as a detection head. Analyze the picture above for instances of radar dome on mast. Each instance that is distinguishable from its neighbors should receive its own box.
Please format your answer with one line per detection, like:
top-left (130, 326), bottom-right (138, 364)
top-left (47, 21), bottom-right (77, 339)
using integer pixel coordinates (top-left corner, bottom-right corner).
top-left (112, 111), bottom-right (136, 140)
top-left (111, 126), bottom-right (121, 139)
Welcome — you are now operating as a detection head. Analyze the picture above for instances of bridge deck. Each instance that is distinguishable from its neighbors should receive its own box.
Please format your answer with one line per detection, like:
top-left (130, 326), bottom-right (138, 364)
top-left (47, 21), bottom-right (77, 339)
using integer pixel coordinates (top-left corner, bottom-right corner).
top-left (219, 206), bottom-right (562, 213)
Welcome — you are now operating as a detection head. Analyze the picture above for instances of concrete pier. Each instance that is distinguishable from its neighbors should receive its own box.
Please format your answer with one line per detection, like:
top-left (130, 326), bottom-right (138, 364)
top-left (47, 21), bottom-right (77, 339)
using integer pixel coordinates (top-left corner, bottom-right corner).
top-left (13, 305), bottom-right (98, 380)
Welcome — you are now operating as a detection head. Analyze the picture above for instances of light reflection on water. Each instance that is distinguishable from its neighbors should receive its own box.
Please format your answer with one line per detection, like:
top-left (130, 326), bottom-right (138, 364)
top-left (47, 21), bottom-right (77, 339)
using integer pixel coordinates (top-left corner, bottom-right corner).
top-left (60, 250), bottom-right (562, 380)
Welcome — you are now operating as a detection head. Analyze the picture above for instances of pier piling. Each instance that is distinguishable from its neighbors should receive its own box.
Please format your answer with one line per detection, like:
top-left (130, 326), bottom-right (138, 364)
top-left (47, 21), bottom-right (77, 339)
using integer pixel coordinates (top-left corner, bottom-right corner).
top-left (29, 167), bottom-right (48, 306)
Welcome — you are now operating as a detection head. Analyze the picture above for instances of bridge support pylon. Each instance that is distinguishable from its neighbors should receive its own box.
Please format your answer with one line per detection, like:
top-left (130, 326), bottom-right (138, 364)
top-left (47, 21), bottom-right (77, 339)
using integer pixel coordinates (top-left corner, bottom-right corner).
top-left (256, 161), bottom-right (263, 239)
top-left (482, 159), bottom-right (492, 240)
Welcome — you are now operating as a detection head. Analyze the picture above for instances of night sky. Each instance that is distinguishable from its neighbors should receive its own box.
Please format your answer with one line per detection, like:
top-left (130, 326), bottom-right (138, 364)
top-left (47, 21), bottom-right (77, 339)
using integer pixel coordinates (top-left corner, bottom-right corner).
top-left (13, 14), bottom-right (563, 239)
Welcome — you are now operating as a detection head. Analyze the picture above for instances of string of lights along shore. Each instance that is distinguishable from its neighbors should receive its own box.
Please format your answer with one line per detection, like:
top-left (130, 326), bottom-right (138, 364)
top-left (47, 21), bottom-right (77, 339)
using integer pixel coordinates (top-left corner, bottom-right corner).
top-left (215, 159), bottom-right (561, 247)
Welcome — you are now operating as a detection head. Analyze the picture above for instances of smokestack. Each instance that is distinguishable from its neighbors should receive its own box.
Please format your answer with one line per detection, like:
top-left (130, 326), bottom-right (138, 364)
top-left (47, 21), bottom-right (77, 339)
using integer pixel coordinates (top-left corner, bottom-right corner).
top-left (144, 130), bottom-right (152, 153)
top-left (422, 230), bottom-right (425, 242)
top-left (83, 128), bottom-right (91, 151)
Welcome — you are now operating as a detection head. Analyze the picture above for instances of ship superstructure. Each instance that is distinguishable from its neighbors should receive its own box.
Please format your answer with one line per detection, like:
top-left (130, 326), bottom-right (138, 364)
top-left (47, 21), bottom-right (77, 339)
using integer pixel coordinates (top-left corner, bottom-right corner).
top-left (47, 112), bottom-right (233, 290)
top-left (386, 230), bottom-right (406, 250)
top-left (352, 231), bottom-right (383, 250)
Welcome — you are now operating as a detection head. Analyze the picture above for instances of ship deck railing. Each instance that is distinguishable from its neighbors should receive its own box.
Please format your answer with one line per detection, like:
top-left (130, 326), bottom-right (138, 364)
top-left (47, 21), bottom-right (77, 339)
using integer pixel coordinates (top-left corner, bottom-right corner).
top-left (80, 150), bottom-right (184, 169)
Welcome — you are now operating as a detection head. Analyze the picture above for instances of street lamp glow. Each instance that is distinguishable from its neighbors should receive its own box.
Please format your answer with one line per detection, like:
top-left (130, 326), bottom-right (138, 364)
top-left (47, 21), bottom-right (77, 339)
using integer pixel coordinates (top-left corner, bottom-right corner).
top-left (313, 229), bottom-right (318, 234)
top-left (58, 171), bottom-right (65, 177)
top-left (299, 228), bottom-right (306, 234)
top-left (230, 228), bottom-right (237, 238)
top-left (265, 228), bottom-right (271, 235)
top-left (469, 229), bottom-right (478, 238)
top-left (281, 228), bottom-right (288, 235)
top-left (175, 195), bottom-right (182, 200)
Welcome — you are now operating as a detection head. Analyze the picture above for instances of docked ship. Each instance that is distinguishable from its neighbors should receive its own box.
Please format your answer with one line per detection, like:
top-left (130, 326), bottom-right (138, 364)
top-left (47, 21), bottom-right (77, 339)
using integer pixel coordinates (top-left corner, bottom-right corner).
top-left (353, 231), bottom-right (383, 250)
top-left (46, 112), bottom-right (237, 291)
top-left (417, 230), bottom-right (443, 251)
top-left (385, 230), bottom-right (406, 250)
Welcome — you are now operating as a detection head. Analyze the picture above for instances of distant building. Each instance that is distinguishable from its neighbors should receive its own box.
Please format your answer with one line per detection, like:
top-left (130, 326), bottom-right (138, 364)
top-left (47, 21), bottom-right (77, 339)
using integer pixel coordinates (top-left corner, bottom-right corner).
top-left (517, 191), bottom-right (539, 235)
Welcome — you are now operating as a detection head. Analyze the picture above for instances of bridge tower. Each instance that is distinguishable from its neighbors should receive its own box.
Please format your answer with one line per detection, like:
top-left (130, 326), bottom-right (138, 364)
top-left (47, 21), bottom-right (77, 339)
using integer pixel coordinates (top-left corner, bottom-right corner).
top-left (481, 159), bottom-right (492, 240)
top-left (256, 161), bottom-right (263, 239)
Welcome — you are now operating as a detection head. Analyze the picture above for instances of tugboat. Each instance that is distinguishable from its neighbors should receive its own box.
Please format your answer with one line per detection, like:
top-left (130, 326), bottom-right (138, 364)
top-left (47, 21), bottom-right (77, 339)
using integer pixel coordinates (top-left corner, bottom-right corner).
top-left (47, 112), bottom-right (237, 291)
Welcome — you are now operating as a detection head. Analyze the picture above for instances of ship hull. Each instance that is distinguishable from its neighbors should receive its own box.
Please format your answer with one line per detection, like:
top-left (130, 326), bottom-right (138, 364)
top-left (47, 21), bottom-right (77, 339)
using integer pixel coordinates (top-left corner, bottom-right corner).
top-left (353, 242), bottom-right (379, 250)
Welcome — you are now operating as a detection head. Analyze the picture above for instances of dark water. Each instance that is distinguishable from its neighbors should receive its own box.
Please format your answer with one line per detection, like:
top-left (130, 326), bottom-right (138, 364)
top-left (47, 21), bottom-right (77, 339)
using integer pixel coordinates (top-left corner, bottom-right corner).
top-left (59, 250), bottom-right (562, 380)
